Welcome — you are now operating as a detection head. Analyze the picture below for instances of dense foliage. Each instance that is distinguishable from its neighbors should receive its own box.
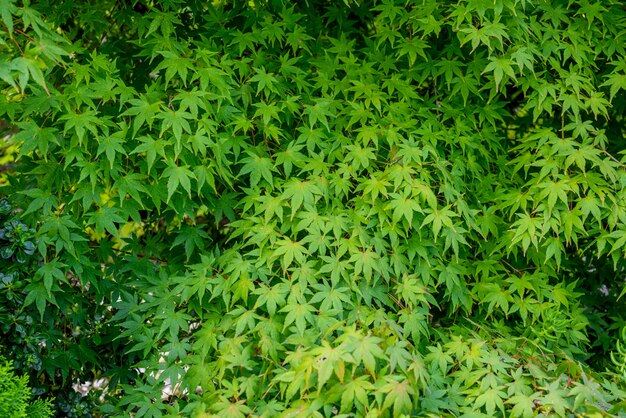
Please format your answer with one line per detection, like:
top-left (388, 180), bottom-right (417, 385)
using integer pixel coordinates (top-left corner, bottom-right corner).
top-left (2, 0), bottom-right (626, 416)
top-left (0, 350), bottom-right (53, 418)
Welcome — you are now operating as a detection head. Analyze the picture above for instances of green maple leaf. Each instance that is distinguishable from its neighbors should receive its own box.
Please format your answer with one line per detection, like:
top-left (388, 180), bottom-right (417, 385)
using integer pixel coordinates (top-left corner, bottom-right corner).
top-left (484, 56), bottom-right (517, 92)
top-left (155, 108), bottom-right (193, 144)
top-left (275, 143), bottom-right (306, 178)
top-left (121, 96), bottom-right (163, 136)
top-left (36, 260), bottom-right (66, 297)
top-left (97, 130), bottom-right (126, 168)
top-left (253, 283), bottom-right (288, 316)
top-left (238, 150), bottom-right (275, 188)
top-left (397, 37), bottom-right (428, 66)
top-left (508, 394), bottom-right (536, 418)
top-left (176, 88), bottom-right (207, 118)
top-left (602, 71), bottom-right (626, 101)
top-left (475, 387), bottom-right (506, 416)
top-left (155, 51), bottom-right (194, 87)
top-left (280, 301), bottom-right (315, 335)
top-left (115, 172), bottom-right (148, 207)
top-left (156, 309), bottom-right (192, 339)
top-left (89, 206), bottom-right (126, 237)
top-left (131, 135), bottom-right (166, 173)
top-left (345, 334), bottom-right (385, 375)
top-left (381, 376), bottom-right (415, 416)
top-left (304, 99), bottom-right (334, 130)
top-left (422, 206), bottom-right (457, 241)
top-left (273, 238), bottom-right (307, 271)
top-left (59, 109), bottom-right (103, 144)
top-left (250, 67), bottom-right (279, 96)
top-left (309, 282), bottom-right (351, 312)
top-left (23, 281), bottom-right (56, 320)
top-left (282, 178), bottom-right (321, 214)
top-left (171, 224), bottom-right (209, 260)
top-left (253, 101), bottom-right (281, 125)
top-left (163, 162), bottom-right (196, 202)
top-left (341, 375), bottom-right (373, 412)
top-left (387, 192), bottom-right (422, 227)
top-left (541, 382), bottom-right (570, 416)
top-left (0, 0), bottom-right (16, 34)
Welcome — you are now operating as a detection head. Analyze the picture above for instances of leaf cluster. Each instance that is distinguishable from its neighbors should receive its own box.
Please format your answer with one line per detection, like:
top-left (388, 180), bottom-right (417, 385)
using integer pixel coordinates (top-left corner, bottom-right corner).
top-left (1, 0), bottom-right (626, 416)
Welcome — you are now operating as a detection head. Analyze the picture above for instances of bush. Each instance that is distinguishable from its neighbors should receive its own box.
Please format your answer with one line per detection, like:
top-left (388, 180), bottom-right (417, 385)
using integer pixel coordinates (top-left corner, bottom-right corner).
top-left (0, 198), bottom-right (42, 377)
top-left (1, 0), bottom-right (626, 416)
top-left (0, 353), bottom-right (53, 418)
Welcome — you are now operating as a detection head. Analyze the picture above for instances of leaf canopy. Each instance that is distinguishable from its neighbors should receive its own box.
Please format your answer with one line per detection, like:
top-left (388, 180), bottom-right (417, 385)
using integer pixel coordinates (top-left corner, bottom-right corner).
top-left (1, 0), bottom-right (626, 416)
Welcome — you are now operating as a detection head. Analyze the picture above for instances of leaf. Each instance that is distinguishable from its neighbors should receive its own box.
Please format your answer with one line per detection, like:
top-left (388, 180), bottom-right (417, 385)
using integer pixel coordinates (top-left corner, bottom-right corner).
top-left (0, 0), bottom-right (16, 35)
top-left (541, 382), bottom-right (570, 416)
top-left (273, 238), bottom-right (307, 271)
top-left (386, 191), bottom-right (422, 227)
top-left (171, 224), bottom-right (209, 260)
top-left (122, 96), bottom-right (163, 135)
top-left (155, 51), bottom-right (193, 87)
top-left (602, 71), bottom-right (626, 101)
top-left (253, 282), bottom-right (288, 316)
top-left (312, 341), bottom-right (350, 389)
top-left (238, 150), bottom-right (275, 188)
top-left (131, 135), bottom-right (166, 173)
top-left (380, 377), bottom-right (415, 416)
top-left (341, 376), bottom-right (373, 412)
top-left (484, 56), bottom-right (516, 92)
top-left (157, 309), bottom-right (192, 339)
top-left (304, 99), bottom-right (334, 130)
top-left (475, 387), bottom-right (506, 416)
top-left (282, 178), bottom-right (321, 215)
top-left (89, 206), bottom-right (126, 237)
top-left (163, 162), bottom-right (196, 202)
top-left (421, 206), bottom-right (457, 241)
top-left (508, 394), bottom-right (536, 418)
top-left (35, 260), bottom-right (66, 296)
top-left (510, 213), bottom-right (542, 253)
top-left (23, 282), bottom-right (55, 320)
top-left (58, 109), bottom-right (103, 144)
top-left (250, 67), bottom-right (279, 96)
top-left (97, 131), bottom-right (127, 168)
top-left (280, 301), bottom-right (315, 336)
top-left (155, 109), bottom-right (193, 144)
top-left (397, 38), bottom-right (428, 66)
top-left (115, 172), bottom-right (148, 207)
top-left (585, 91), bottom-right (610, 119)
top-left (345, 333), bottom-right (385, 376)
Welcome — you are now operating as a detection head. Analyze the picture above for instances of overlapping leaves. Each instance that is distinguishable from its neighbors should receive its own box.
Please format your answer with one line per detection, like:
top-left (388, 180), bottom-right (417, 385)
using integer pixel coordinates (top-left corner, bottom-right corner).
top-left (1, 0), bottom-right (626, 416)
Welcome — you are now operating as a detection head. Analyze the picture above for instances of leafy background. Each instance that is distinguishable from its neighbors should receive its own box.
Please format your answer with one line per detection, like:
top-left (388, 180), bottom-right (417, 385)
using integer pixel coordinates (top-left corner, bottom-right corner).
top-left (1, 0), bottom-right (626, 416)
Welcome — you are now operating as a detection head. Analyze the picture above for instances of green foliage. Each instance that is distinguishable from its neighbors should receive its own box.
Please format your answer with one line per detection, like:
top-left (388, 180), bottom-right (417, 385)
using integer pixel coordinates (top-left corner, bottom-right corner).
top-left (1, 0), bottom-right (626, 416)
top-left (0, 353), bottom-right (53, 418)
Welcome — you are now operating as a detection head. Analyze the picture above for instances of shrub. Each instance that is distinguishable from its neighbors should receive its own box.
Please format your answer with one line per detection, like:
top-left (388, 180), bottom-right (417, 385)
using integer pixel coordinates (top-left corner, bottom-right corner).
top-left (1, 0), bottom-right (626, 416)
top-left (0, 353), bottom-right (53, 418)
